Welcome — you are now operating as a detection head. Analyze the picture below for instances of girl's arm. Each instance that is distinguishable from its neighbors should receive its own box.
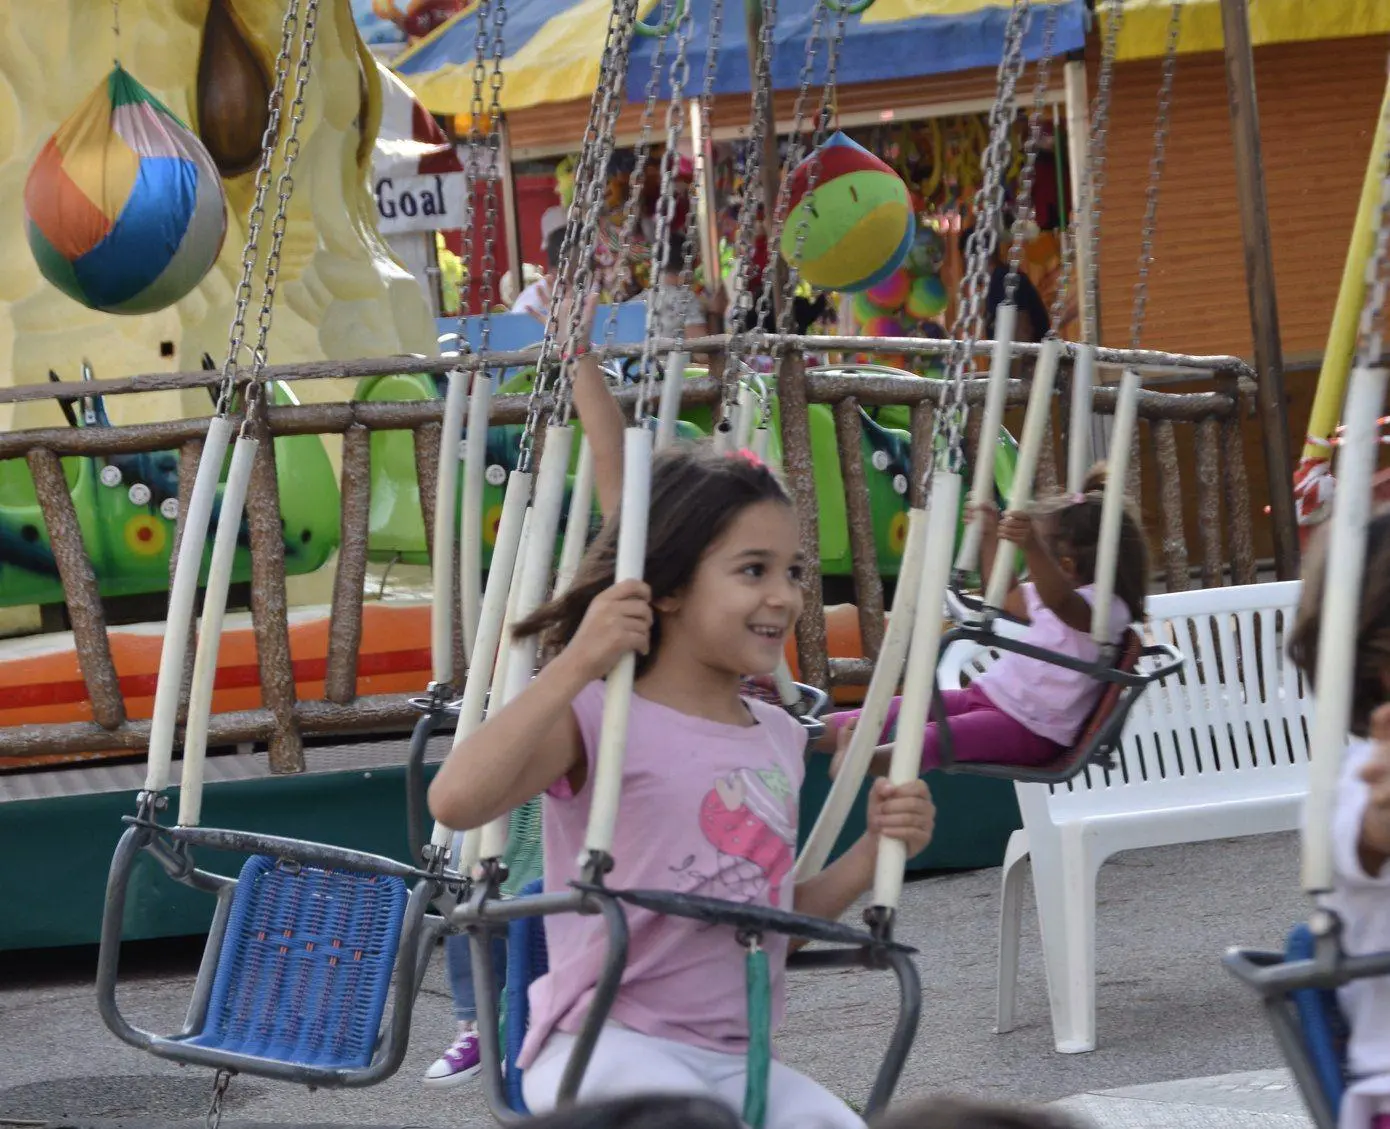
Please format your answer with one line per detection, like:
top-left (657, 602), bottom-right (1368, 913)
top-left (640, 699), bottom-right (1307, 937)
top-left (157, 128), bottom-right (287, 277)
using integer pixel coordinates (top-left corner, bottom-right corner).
top-left (999, 512), bottom-right (1090, 632)
top-left (559, 290), bottom-right (626, 522)
top-left (571, 355), bottom-right (626, 521)
top-left (793, 778), bottom-right (934, 923)
top-left (971, 499), bottom-right (1029, 621)
top-left (427, 578), bottom-right (653, 830)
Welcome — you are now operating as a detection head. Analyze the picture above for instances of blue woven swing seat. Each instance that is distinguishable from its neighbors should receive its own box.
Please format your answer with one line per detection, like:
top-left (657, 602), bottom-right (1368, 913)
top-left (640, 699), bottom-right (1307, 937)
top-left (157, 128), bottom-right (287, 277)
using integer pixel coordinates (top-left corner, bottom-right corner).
top-left (1285, 923), bottom-right (1350, 1116)
top-left (503, 878), bottom-right (549, 1113)
top-left (183, 855), bottom-right (408, 1070)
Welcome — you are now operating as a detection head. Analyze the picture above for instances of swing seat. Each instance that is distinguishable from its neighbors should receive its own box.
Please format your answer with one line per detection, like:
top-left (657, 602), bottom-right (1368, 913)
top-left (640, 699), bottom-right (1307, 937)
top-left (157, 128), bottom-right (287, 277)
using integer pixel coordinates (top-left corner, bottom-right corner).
top-left (1284, 923), bottom-right (1351, 1116)
top-left (503, 878), bottom-right (549, 1113)
top-left (935, 626), bottom-right (1184, 785)
top-left (741, 677), bottom-right (832, 743)
top-left (181, 855), bottom-right (409, 1071)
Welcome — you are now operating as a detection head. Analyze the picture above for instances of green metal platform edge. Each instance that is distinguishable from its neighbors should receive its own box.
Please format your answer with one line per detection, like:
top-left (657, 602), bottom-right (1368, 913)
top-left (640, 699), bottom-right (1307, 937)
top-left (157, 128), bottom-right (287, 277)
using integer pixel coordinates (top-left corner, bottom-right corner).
top-left (0, 762), bottom-right (1020, 952)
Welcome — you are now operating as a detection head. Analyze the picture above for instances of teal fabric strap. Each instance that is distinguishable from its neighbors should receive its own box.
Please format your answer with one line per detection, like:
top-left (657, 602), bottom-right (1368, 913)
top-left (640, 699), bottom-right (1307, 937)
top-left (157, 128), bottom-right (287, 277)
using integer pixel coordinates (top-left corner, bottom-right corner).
top-left (743, 938), bottom-right (772, 1129)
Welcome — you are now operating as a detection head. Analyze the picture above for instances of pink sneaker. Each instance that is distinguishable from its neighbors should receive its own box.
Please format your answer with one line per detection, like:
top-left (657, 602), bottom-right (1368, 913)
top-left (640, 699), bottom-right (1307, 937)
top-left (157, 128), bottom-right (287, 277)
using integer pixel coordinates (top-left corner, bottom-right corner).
top-left (422, 1028), bottom-right (482, 1088)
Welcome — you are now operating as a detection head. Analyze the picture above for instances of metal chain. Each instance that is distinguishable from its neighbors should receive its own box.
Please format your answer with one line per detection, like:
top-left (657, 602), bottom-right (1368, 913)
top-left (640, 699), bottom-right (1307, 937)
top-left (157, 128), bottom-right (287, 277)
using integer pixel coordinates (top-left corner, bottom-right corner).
top-left (112, 0), bottom-right (120, 53)
top-left (637, 0), bottom-right (697, 423)
top-left (459, 0), bottom-right (493, 334)
top-left (1355, 75), bottom-right (1390, 367)
top-left (1070, 0), bottom-right (1124, 343)
top-left (477, 0), bottom-right (508, 352)
top-left (553, 0), bottom-right (642, 423)
top-left (205, 1070), bottom-right (232, 1129)
top-left (1128, 1), bottom-right (1182, 351)
top-left (522, 0), bottom-right (638, 456)
top-left (933, 0), bottom-right (1030, 478)
top-left (600, 0), bottom-right (675, 362)
top-left (679, 0), bottom-right (724, 300)
top-left (724, 0), bottom-right (778, 386)
top-left (752, 0), bottom-right (831, 344)
top-left (216, 0), bottom-right (302, 415)
top-left (243, 0), bottom-right (319, 427)
top-left (1004, 2), bottom-right (1057, 302)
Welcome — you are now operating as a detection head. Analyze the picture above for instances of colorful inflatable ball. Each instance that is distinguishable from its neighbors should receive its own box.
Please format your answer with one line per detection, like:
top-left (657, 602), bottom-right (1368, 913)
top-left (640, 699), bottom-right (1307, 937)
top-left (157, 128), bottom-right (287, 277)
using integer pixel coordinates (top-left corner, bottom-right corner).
top-left (780, 132), bottom-right (913, 293)
top-left (905, 274), bottom-right (948, 321)
top-left (24, 66), bottom-right (227, 315)
top-left (863, 266), bottom-right (912, 313)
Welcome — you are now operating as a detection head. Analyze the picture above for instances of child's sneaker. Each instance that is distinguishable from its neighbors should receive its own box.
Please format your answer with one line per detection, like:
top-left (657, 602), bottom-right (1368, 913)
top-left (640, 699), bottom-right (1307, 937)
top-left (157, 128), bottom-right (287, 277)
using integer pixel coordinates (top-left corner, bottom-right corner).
top-left (422, 1026), bottom-right (482, 1087)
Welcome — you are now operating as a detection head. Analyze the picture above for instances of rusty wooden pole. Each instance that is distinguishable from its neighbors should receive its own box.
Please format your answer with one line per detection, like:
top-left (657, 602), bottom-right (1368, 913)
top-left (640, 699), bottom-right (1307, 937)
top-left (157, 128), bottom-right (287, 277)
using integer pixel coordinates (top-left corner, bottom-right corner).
top-left (171, 439), bottom-right (204, 722)
top-left (1221, 0), bottom-right (1298, 580)
top-left (1219, 379), bottom-right (1259, 585)
top-left (746, 0), bottom-right (829, 688)
top-left (1194, 417), bottom-right (1226, 587)
top-left (832, 399), bottom-right (886, 660)
top-left (325, 425), bottom-right (372, 703)
top-left (28, 448), bottom-right (126, 729)
top-left (244, 419), bottom-right (304, 772)
top-left (1150, 418), bottom-right (1191, 592)
top-left (908, 400), bottom-right (935, 510)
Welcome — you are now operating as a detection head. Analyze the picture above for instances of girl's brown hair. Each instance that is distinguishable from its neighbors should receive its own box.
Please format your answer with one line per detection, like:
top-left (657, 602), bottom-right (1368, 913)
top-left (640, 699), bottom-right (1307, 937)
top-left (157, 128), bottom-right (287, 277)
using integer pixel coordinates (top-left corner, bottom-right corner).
top-left (1287, 508), bottom-right (1390, 737)
top-left (1030, 467), bottom-right (1150, 621)
top-left (513, 442), bottom-right (793, 674)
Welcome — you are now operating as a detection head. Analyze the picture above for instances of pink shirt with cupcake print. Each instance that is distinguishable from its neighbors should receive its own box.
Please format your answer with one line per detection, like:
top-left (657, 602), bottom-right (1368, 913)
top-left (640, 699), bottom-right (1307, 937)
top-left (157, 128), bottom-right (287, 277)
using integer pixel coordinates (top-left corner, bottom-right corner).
top-left (518, 681), bottom-right (807, 1068)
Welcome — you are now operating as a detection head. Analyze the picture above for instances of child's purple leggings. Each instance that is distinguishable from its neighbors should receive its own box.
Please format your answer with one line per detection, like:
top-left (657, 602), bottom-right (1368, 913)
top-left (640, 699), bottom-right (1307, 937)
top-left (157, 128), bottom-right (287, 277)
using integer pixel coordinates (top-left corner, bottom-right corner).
top-left (830, 683), bottom-right (1063, 771)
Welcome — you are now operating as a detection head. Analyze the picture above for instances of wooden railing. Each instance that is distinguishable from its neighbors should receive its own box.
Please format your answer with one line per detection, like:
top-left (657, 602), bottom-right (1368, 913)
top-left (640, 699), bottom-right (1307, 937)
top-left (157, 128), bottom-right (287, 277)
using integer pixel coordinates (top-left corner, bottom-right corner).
top-left (0, 338), bottom-right (1257, 762)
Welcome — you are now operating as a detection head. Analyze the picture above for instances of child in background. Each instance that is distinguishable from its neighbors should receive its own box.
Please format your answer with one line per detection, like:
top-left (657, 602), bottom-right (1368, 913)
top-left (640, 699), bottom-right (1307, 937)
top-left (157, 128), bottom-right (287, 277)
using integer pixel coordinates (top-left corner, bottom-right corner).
top-left (818, 482), bottom-right (1149, 777)
top-left (1287, 511), bottom-right (1390, 1129)
top-left (427, 441), bottom-right (934, 1129)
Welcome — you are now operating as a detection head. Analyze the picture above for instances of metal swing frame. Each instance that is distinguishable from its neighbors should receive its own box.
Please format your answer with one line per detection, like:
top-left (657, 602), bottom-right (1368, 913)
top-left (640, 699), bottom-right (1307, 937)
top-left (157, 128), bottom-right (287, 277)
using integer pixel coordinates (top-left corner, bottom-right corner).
top-left (1224, 914), bottom-right (1390, 1129)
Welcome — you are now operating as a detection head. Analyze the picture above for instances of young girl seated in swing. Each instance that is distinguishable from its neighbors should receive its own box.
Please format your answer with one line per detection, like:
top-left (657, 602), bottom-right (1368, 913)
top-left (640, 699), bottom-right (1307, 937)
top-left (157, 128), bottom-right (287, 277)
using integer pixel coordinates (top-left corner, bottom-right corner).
top-left (818, 476), bottom-right (1150, 775)
top-left (427, 434), bottom-right (934, 1129)
top-left (1287, 511), bottom-right (1390, 1129)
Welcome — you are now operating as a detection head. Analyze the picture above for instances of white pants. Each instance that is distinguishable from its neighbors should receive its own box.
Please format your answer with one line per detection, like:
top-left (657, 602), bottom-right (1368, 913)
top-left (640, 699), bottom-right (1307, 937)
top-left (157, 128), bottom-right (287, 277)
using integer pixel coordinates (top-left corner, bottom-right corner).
top-left (522, 1024), bottom-right (865, 1129)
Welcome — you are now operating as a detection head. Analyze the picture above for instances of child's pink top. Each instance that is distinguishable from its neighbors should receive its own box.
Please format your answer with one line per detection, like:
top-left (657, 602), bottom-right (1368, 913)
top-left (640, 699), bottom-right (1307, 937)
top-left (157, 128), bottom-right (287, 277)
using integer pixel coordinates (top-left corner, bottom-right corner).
top-left (518, 682), bottom-right (808, 1068)
top-left (973, 583), bottom-right (1133, 745)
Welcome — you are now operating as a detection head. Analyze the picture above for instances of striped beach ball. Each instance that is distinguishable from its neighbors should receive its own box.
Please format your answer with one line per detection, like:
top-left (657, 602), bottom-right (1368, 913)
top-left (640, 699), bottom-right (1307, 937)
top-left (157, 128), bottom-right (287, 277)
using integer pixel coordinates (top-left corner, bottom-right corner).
top-left (24, 66), bottom-right (227, 315)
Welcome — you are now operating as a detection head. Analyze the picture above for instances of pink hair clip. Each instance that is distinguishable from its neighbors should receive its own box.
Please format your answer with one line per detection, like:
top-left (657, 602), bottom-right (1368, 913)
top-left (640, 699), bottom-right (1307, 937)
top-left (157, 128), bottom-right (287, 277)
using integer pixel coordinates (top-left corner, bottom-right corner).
top-left (1070, 492), bottom-right (1087, 504)
top-left (731, 447), bottom-right (766, 469)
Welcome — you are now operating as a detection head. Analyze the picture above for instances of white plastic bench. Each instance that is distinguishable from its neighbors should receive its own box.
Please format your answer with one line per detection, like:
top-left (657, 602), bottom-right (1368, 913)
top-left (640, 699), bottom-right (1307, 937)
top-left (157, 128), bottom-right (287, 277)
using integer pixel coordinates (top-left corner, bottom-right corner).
top-left (938, 580), bottom-right (1310, 1054)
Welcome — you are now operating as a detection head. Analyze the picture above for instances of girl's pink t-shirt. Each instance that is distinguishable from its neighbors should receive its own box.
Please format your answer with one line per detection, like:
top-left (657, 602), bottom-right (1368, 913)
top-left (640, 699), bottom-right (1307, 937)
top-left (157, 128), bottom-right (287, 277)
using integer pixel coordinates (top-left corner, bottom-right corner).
top-left (518, 682), bottom-right (808, 1069)
top-left (973, 582), bottom-right (1133, 745)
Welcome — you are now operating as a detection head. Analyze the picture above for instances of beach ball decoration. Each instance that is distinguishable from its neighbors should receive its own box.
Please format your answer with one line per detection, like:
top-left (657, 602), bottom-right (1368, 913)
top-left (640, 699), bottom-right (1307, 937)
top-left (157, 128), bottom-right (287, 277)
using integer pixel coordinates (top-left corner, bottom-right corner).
top-left (863, 266), bottom-right (912, 313)
top-left (24, 66), bottom-right (228, 315)
top-left (905, 274), bottom-right (948, 321)
top-left (780, 132), bottom-right (914, 293)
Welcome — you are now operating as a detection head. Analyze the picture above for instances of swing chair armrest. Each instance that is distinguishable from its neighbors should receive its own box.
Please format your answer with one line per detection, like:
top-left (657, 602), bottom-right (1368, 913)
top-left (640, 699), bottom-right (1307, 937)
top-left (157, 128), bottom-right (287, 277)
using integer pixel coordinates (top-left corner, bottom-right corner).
top-left (577, 884), bottom-right (917, 954)
top-left (1224, 943), bottom-right (1390, 995)
top-left (941, 626), bottom-right (1181, 687)
top-left (167, 826), bottom-right (461, 886)
top-left (1136, 642), bottom-right (1185, 684)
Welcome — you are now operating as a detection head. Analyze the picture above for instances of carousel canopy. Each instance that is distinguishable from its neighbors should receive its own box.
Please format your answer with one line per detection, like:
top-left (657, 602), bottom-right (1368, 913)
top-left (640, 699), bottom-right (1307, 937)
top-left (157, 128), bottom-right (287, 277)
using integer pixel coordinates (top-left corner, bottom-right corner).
top-left (394, 0), bottom-right (1087, 116)
top-left (1110, 0), bottom-right (1390, 60)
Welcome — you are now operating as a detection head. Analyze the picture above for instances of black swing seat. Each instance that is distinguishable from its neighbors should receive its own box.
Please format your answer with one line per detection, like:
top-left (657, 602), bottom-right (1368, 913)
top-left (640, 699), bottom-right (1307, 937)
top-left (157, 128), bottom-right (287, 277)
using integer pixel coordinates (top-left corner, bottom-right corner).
top-left (98, 824), bottom-right (440, 1088)
top-left (934, 618), bottom-right (1184, 786)
top-left (1223, 920), bottom-right (1390, 1129)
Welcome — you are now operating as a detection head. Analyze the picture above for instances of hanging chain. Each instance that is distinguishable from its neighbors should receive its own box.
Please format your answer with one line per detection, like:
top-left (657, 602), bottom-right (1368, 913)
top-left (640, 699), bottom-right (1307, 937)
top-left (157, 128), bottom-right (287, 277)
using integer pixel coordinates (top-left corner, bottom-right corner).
top-left (459, 0), bottom-right (493, 333)
top-left (752, 0), bottom-right (831, 344)
top-left (522, 0), bottom-right (638, 456)
top-left (216, 0), bottom-right (302, 416)
top-left (244, 0), bottom-right (319, 433)
top-left (724, 0), bottom-right (778, 388)
top-left (553, 0), bottom-right (641, 424)
top-left (637, 0), bottom-right (697, 423)
top-left (112, 0), bottom-right (121, 56)
top-left (601, 0), bottom-right (675, 362)
top-left (1128, 1), bottom-right (1182, 351)
top-left (1004, 2), bottom-right (1057, 303)
top-left (205, 1070), bottom-right (232, 1129)
top-left (477, 0), bottom-right (508, 353)
top-left (678, 0), bottom-right (725, 303)
top-left (932, 0), bottom-right (1030, 480)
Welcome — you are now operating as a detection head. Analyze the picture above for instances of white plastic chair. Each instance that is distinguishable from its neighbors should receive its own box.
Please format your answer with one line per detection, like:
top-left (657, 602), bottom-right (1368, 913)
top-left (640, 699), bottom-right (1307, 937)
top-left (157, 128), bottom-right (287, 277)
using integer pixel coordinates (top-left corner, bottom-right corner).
top-left (940, 580), bottom-right (1312, 1053)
